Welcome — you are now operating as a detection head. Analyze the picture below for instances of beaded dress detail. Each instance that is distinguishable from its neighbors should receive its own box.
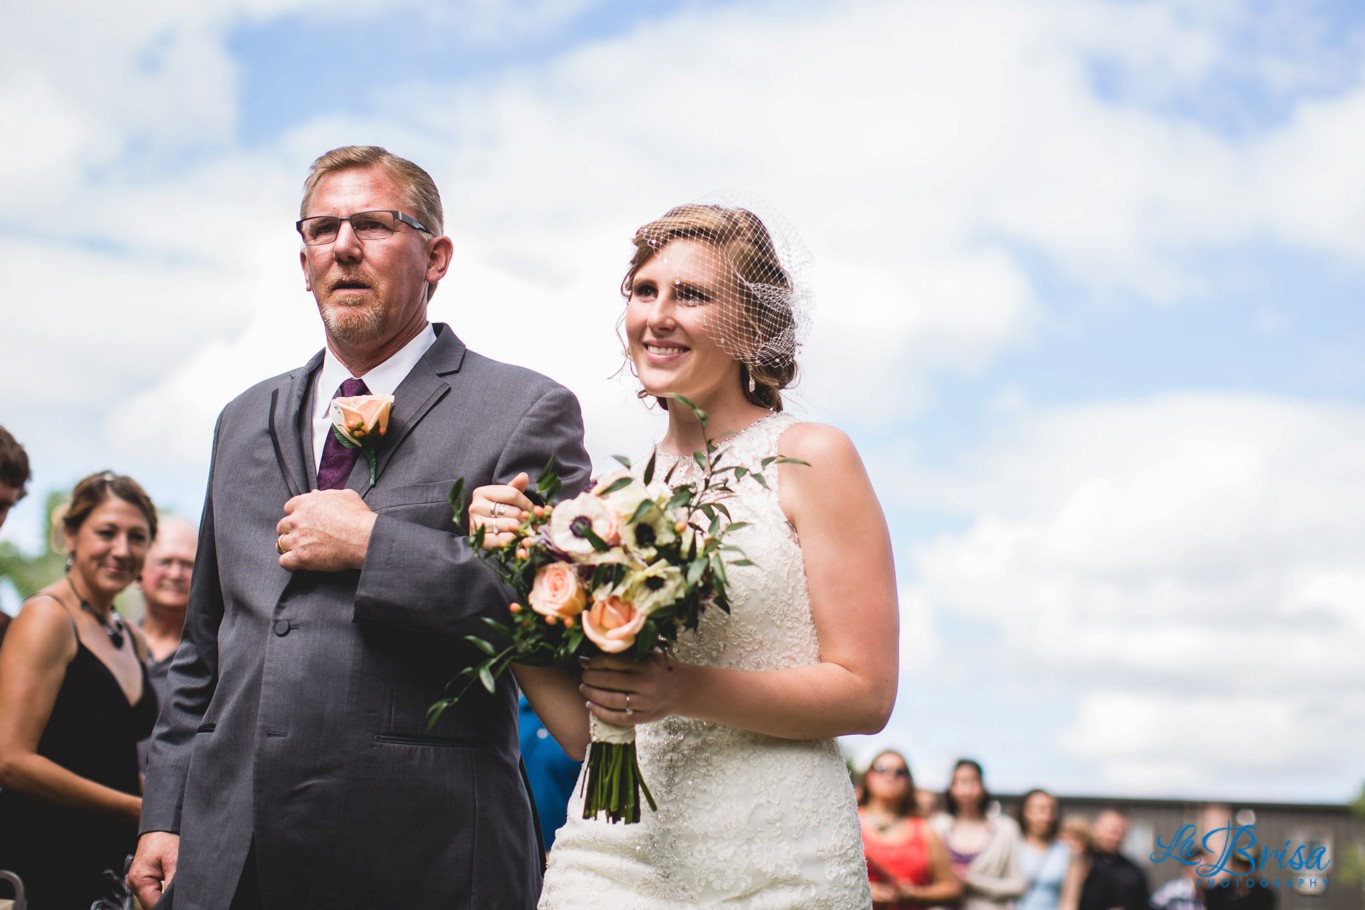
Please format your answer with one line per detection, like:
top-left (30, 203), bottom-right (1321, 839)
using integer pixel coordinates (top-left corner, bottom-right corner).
top-left (540, 412), bottom-right (870, 909)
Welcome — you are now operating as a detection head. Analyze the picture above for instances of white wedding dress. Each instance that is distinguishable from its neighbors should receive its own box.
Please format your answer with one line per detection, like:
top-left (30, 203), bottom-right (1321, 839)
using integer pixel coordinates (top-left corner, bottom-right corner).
top-left (539, 413), bottom-right (871, 909)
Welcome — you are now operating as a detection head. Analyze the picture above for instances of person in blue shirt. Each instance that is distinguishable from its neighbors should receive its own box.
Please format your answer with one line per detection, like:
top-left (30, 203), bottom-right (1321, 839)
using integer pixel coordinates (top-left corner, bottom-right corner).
top-left (519, 694), bottom-right (582, 852)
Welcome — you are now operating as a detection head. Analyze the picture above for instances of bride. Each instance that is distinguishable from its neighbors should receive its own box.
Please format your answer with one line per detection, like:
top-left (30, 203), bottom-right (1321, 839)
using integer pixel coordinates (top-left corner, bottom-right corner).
top-left (472, 203), bottom-right (899, 908)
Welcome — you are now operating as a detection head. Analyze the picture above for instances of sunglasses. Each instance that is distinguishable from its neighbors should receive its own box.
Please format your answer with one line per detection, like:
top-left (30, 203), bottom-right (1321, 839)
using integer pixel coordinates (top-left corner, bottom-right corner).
top-left (871, 764), bottom-right (910, 778)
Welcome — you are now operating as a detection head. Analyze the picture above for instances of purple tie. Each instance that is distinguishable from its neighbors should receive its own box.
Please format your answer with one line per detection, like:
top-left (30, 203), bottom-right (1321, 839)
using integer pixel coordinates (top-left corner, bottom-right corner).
top-left (318, 377), bottom-right (370, 490)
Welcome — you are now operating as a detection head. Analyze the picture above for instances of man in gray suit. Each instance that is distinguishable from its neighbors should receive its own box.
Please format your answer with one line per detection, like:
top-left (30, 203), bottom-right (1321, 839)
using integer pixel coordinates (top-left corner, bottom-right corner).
top-left (129, 146), bottom-right (590, 909)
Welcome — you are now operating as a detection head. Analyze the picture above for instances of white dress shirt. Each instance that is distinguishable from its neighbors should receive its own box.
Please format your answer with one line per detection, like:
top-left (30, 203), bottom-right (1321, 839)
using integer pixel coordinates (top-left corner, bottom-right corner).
top-left (310, 324), bottom-right (438, 475)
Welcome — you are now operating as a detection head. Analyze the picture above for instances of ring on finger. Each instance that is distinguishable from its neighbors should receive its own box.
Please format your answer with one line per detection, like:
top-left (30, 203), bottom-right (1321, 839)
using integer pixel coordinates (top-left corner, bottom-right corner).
top-left (625, 693), bottom-right (634, 717)
top-left (276, 535), bottom-right (288, 555)
top-left (492, 502), bottom-right (502, 520)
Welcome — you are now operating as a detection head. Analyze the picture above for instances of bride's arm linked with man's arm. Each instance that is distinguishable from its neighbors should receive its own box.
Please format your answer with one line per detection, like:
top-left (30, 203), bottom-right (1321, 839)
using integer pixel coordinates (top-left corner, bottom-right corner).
top-left (479, 418), bottom-right (899, 749)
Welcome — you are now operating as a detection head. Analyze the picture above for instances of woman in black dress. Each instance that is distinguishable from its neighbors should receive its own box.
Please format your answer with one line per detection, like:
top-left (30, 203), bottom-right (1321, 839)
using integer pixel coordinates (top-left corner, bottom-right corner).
top-left (0, 471), bottom-right (160, 908)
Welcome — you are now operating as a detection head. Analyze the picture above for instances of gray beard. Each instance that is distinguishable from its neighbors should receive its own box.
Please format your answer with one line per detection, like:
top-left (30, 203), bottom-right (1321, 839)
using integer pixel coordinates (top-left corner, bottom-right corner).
top-left (321, 297), bottom-right (387, 344)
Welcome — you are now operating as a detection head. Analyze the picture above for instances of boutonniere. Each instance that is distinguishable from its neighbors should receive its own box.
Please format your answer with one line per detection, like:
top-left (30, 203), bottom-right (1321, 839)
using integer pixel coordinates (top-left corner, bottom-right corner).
top-left (330, 394), bottom-right (394, 484)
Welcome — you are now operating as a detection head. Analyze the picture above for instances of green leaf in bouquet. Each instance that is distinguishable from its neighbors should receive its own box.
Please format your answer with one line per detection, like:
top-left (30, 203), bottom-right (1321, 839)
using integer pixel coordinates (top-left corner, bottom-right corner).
top-left (627, 499), bottom-right (655, 524)
top-left (599, 477), bottom-right (634, 495)
top-left (685, 557), bottom-right (707, 587)
top-left (612, 454), bottom-right (634, 469)
top-left (670, 394), bottom-right (707, 429)
top-left (426, 697), bottom-right (455, 730)
top-left (723, 520), bottom-right (747, 533)
top-left (711, 552), bottom-right (728, 587)
top-left (582, 527), bottom-right (612, 552)
top-left (643, 450), bottom-right (657, 485)
top-left (480, 615), bottom-right (511, 635)
top-left (692, 451), bottom-right (709, 473)
top-left (448, 477), bottom-right (467, 530)
top-left (477, 665), bottom-right (496, 694)
top-left (730, 559), bottom-right (755, 567)
top-left (666, 488), bottom-right (692, 511)
top-left (466, 635), bottom-right (498, 657)
top-left (774, 456), bottom-right (810, 467)
top-left (633, 620), bottom-right (659, 660)
top-left (535, 453), bottom-right (562, 502)
top-left (750, 473), bottom-right (770, 489)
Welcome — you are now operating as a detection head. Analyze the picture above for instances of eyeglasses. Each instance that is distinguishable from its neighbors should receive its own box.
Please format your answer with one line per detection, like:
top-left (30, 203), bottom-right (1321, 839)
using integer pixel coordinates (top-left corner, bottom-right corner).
top-left (871, 764), bottom-right (910, 778)
top-left (296, 210), bottom-right (432, 246)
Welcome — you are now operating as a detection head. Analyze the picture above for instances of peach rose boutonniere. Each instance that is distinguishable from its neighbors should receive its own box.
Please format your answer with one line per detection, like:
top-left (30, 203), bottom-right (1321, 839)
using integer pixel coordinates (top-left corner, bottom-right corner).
top-left (329, 394), bottom-right (394, 484)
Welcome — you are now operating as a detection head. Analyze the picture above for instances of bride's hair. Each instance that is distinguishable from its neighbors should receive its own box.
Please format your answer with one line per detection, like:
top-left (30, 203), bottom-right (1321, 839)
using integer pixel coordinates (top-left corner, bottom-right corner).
top-left (621, 204), bottom-right (805, 412)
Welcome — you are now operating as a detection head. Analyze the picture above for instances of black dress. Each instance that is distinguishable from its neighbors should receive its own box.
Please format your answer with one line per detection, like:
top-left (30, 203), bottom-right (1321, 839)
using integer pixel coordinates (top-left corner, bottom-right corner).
top-left (0, 635), bottom-right (158, 909)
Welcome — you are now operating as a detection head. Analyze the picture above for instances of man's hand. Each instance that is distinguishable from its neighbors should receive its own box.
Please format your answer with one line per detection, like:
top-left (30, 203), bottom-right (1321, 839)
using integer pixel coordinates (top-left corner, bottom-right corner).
top-left (129, 831), bottom-right (180, 908)
top-left (276, 489), bottom-right (377, 572)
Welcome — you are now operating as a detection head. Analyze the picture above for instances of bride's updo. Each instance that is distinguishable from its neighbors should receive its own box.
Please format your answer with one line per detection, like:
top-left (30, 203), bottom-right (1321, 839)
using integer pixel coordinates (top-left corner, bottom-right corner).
top-left (621, 204), bottom-right (809, 412)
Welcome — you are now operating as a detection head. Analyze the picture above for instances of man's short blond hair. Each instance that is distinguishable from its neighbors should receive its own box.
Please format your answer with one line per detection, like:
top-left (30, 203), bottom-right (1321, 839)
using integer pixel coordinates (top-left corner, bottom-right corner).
top-left (300, 146), bottom-right (444, 236)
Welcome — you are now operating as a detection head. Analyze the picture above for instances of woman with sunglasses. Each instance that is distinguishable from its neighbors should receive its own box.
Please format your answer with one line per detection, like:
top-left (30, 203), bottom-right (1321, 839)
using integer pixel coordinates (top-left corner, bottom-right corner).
top-left (860, 750), bottom-right (963, 908)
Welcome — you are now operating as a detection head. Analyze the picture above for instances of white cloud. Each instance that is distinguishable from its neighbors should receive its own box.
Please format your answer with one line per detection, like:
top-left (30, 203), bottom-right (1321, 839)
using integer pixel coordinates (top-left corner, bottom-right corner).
top-left (900, 394), bottom-right (1365, 797)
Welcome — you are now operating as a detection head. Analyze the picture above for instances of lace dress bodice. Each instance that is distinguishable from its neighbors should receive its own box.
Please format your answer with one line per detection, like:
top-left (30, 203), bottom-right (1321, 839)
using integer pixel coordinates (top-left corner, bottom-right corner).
top-left (539, 412), bottom-right (871, 909)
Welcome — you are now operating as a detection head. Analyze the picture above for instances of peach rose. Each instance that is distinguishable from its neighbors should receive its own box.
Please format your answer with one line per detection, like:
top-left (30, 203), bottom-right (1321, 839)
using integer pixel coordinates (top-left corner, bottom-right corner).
top-left (330, 394), bottom-right (394, 445)
top-left (582, 594), bottom-right (649, 653)
top-left (528, 562), bottom-right (587, 620)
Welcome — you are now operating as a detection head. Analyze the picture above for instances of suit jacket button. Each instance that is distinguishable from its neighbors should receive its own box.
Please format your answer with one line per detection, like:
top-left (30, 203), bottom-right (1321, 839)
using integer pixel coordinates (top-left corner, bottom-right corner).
top-left (273, 619), bottom-right (291, 636)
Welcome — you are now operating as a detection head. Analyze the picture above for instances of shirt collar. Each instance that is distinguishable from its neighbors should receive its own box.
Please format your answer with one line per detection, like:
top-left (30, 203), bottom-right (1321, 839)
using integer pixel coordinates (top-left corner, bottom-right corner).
top-left (314, 324), bottom-right (438, 420)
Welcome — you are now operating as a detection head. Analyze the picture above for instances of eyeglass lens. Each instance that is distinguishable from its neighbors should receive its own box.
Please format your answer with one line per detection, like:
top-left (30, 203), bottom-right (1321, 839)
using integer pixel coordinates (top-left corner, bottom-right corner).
top-left (299, 211), bottom-right (401, 245)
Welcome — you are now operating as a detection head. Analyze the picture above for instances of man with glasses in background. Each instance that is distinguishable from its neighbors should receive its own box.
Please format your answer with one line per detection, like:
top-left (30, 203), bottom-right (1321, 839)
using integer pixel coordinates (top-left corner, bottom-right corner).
top-left (131, 146), bottom-right (591, 909)
top-left (135, 515), bottom-right (197, 771)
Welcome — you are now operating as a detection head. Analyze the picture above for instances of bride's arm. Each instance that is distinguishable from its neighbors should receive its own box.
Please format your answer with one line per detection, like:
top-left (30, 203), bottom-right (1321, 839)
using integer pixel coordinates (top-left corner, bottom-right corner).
top-left (512, 664), bottom-right (590, 760)
top-left (580, 422), bottom-right (899, 740)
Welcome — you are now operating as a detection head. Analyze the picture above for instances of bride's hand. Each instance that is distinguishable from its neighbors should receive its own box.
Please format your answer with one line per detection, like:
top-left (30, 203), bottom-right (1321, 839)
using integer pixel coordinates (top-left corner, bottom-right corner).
top-left (469, 473), bottom-right (533, 548)
top-left (579, 653), bottom-right (681, 726)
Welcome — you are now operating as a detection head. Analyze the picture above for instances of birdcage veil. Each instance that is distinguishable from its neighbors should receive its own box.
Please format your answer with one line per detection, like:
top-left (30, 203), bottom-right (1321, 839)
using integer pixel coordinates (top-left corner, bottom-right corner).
top-left (626, 193), bottom-right (814, 373)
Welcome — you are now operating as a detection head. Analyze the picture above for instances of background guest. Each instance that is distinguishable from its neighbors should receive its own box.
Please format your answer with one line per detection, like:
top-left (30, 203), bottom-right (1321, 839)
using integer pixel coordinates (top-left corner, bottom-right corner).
top-left (1151, 845), bottom-right (1210, 910)
top-left (0, 471), bottom-right (159, 909)
top-left (1016, 788), bottom-right (1087, 910)
top-left (860, 749), bottom-right (963, 908)
top-left (930, 758), bottom-right (1028, 910)
top-left (135, 514), bottom-right (196, 770)
top-left (0, 426), bottom-right (33, 648)
top-left (519, 693), bottom-right (581, 853)
top-left (1079, 808), bottom-right (1150, 910)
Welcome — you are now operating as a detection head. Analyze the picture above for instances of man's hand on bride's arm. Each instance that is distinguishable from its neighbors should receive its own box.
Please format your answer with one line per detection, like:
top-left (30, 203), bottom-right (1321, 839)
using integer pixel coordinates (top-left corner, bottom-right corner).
top-left (469, 472), bottom-right (534, 548)
top-left (276, 490), bottom-right (377, 572)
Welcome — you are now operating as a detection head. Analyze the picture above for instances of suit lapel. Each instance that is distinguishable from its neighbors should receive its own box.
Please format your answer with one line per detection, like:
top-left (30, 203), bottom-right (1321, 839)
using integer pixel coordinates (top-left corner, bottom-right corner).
top-left (359, 324), bottom-right (467, 499)
top-left (269, 350), bottom-right (324, 498)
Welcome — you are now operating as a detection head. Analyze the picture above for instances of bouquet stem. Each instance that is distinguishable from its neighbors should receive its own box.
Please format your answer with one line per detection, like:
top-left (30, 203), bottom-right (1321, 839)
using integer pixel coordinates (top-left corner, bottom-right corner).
top-left (582, 715), bottom-right (656, 824)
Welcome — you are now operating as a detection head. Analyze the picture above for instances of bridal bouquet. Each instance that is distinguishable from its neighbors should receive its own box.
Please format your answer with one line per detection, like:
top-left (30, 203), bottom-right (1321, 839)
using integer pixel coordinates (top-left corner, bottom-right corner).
top-left (432, 400), bottom-right (796, 823)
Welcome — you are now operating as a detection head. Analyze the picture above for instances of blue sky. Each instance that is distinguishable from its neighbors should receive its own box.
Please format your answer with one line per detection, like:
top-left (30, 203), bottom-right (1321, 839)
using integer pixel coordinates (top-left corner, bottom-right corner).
top-left (3, 0), bottom-right (1363, 805)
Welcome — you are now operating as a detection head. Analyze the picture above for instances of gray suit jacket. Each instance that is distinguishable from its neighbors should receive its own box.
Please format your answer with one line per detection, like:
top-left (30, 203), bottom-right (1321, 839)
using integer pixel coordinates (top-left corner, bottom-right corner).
top-left (141, 324), bottom-right (591, 909)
